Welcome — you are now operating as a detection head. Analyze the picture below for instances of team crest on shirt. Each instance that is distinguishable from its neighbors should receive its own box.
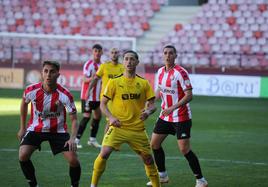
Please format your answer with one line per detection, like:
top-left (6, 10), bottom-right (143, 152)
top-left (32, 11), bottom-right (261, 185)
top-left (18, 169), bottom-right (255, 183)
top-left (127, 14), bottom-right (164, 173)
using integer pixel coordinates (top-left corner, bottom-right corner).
top-left (170, 75), bottom-right (174, 80)
top-left (136, 82), bottom-right (141, 89)
top-left (54, 101), bottom-right (60, 109)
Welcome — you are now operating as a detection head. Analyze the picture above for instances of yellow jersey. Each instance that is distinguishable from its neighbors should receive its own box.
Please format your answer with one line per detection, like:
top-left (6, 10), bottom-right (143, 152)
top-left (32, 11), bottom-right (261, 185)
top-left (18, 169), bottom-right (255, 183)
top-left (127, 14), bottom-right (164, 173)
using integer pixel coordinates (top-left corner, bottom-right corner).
top-left (104, 74), bottom-right (155, 131)
top-left (96, 61), bottom-right (124, 98)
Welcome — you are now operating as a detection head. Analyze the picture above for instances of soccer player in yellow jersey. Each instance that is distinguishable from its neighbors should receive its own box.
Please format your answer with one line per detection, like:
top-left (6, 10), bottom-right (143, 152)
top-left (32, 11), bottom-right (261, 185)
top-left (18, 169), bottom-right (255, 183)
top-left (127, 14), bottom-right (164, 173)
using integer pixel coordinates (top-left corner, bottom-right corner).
top-left (87, 48), bottom-right (124, 132)
top-left (89, 48), bottom-right (124, 99)
top-left (90, 50), bottom-right (160, 187)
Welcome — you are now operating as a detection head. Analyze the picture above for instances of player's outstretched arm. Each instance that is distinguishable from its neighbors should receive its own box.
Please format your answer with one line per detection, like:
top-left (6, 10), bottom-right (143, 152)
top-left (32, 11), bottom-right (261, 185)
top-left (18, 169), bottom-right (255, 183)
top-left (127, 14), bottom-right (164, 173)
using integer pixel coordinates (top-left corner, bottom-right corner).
top-left (155, 88), bottom-right (161, 100)
top-left (86, 75), bottom-right (100, 99)
top-left (17, 98), bottom-right (28, 141)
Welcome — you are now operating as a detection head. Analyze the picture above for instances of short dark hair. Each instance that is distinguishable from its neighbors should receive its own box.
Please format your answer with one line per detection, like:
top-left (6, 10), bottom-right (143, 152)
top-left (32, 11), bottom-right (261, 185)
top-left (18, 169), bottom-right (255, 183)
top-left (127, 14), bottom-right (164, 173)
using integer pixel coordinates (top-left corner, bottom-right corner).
top-left (123, 50), bottom-right (139, 60)
top-left (163, 45), bottom-right (177, 54)
top-left (42, 60), bottom-right (60, 71)
top-left (92, 44), bottom-right (103, 50)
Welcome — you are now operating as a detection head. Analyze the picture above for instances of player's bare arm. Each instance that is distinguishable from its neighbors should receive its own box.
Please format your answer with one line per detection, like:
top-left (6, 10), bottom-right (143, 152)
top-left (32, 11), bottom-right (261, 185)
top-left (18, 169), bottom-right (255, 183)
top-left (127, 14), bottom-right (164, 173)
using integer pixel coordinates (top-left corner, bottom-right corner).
top-left (162, 89), bottom-right (193, 116)
top-left (86, 75), bottom-right (100, 98)
top-left (100, 96), bottom-right (121, 127)
top-left (155, 88), bottom-right (161, 100)
top-left (65, 113), bottom-right (78, 152)
top-left (82, 74), bottom-right (93, 83)
top-left (140, 98), bottom-right (156, 121)
top-left (17, 97), bottom-right (28, 141)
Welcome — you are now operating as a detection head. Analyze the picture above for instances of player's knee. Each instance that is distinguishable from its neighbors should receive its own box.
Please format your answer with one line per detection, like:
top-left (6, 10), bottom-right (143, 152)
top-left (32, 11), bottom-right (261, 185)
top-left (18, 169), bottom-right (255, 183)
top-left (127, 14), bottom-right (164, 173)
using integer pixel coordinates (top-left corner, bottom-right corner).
top-left (142, 154), bottom-right (154, 165)
top-left (68, 157), bottom-right (80, 167)
top-left (179, 146), bottom-right (190, 155)
top-left (93, 111), bottom-right (102, 119)
top-left (151, 143), bottom-right (161, 150)
top-left (150, 140), bottom-right (162, 150)
top-left (99, 147), bottom-right (113, 159)
top-left (83, 113), bottom-right (91, 118)
top-left (18, 151), bottom-right (30, 161)
top-left (99, 152), bottom-right (110, 159)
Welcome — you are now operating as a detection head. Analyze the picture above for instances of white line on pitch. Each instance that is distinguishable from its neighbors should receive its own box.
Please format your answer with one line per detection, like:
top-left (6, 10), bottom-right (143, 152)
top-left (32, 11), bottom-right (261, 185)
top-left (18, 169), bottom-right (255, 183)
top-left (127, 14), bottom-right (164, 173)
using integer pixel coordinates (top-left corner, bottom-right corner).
top-left (1, 148), bottom-right (267, 166)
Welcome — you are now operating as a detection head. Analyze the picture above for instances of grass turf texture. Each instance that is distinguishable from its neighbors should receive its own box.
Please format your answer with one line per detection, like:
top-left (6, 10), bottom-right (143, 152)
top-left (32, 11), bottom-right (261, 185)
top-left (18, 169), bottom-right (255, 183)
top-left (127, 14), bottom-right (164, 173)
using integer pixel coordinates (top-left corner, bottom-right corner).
top-left (0, 88), bottom-right (267, 187)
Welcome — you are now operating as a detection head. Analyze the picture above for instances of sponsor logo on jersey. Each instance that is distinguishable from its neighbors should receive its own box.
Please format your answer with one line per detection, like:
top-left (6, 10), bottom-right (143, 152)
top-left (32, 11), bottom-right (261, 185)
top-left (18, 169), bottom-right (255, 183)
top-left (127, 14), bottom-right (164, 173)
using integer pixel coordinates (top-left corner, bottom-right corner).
top-left (35, 111), bottom-right (61, 119)
top-left (121, 93), bottom-right (141, 100)
top-left (160, 87), bottom-right (176, 94)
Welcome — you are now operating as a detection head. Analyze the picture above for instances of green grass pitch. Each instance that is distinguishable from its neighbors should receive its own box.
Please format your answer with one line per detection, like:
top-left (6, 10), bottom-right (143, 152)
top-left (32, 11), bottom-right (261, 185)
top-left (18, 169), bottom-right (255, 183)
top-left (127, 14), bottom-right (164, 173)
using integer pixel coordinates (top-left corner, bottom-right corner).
top-left (0, 88), bottom-right (268, 187)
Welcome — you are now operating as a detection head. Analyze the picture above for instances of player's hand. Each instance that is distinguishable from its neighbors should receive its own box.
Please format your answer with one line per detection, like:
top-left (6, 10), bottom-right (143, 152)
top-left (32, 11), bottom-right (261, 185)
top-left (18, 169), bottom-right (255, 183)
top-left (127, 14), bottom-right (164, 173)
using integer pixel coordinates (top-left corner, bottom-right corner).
top-left (161, 107), bottom-right (173, 116)
top-left (65, 138), bottom-right (77, 152)
top-left (17, 128), bottom-right (26, 141)
top-left (140, 109), bottom-right (149, 121)
top-left (109, 116), bottom-right (121, 127)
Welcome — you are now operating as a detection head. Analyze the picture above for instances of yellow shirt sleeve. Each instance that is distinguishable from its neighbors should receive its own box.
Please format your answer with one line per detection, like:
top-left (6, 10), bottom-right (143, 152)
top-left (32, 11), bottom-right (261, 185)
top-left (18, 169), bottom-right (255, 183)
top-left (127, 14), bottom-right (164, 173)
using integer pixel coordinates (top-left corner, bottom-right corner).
top-left (145, 80), bottom-right (155, 100)
top-left (96, 63), bottom-right (104, 77)
top-left (103, 79), bottom-right (114, 100)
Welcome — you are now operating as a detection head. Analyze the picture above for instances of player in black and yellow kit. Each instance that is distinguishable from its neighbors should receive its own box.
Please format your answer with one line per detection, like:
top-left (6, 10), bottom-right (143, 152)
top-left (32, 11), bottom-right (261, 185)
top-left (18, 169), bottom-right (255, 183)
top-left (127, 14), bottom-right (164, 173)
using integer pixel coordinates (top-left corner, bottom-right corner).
top-left (90, 50), bottom-right (160, 187)
top-left (87, 48), bottom-right (124, 132)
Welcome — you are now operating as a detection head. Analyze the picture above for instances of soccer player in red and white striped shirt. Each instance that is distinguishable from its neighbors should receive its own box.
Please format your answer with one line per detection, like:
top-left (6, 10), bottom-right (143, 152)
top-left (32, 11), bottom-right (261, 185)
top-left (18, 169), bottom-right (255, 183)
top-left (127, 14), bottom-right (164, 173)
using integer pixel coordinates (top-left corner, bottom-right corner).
top-left (147, 45), bottom-right (208, 187)
top-left (17, 61), bottom-right (81, 187)
top-left (76, 44), bottom-right (103, 148)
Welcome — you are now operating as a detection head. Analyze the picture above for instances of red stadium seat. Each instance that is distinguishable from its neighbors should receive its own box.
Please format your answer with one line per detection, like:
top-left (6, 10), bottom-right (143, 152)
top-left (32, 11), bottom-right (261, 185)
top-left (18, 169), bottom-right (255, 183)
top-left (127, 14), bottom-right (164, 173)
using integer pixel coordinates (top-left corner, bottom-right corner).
top-left (141, 22), bottom-right (150, 31)
top-left (205, 30), bottom-right (214, 38)
top-left (230, 4), bottom-right (238, 12)
top-left (174, 23), bottom-right (183, 31)
top-left (61, 20), bottom-right (69, 28)
top-left (16, 19), bottom-right (25, 26)
top-left (258, 4), bottom-right (267, 13)
top-left (56, 7), bottom-right (65, 15)
top-left (253, 31), bottom-right (263, 39)
top-left (105, 21), bottom-right (114, 29)
top-left (83, 8), bottom-right (92, 16)
top-left (226, 16), bottom-right (236, 26)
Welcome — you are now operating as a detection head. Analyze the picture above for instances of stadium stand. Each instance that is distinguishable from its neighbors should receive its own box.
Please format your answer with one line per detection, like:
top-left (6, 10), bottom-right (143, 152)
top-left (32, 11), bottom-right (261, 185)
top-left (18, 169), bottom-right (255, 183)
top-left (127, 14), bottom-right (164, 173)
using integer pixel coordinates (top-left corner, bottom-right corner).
top-left (147, 0), bottom-right (268, 70)
top-left (0, 0), bottom-right (267, 73)
top-left (0, 0), bottom-right (164, 37)
top-left (0, 0), bottom-right (164, 64)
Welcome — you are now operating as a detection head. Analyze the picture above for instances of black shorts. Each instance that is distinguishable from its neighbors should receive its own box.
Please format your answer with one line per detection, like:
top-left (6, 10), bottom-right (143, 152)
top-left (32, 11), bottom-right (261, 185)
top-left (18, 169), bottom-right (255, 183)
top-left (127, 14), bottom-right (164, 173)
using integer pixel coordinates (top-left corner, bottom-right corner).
top-left (153, 118), bottom-right (192, 139)
top-left (20, 131), bottom-right (70, 155)
top-left (81, 100), bottom-right (100, 113)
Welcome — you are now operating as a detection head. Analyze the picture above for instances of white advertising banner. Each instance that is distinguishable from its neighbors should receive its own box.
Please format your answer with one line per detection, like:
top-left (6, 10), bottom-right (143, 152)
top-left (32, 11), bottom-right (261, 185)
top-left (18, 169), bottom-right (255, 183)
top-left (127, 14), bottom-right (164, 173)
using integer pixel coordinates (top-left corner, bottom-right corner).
top-left (0, 68), bottom-right (24, 88)
top-left (189, 74), bottom-right (261, 98)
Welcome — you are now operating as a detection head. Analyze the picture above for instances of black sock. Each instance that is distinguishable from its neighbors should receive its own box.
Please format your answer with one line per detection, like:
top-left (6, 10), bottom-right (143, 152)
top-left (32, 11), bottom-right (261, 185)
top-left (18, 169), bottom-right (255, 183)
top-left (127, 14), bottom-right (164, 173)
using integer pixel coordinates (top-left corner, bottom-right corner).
top-left (76, 117), bottom-right (90, 139)
top-left (153, 147), bottom-right (166, 172)
top-left (184, 150), bottom-right (203, 179)
top-left (69, 165), bottom-right (81, 187)
top-left (90, 118), bottom-right (100, 138)
top-left (19, 160), bottom-right (38, 187)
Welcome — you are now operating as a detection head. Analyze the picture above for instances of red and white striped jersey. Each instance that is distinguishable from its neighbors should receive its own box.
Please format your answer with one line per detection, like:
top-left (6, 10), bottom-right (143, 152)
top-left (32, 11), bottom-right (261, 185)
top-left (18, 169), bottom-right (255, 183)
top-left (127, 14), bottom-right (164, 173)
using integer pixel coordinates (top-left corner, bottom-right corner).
top-left (80, 59), bottom-right (102, 101)
top-left (23, 82), bottom-right (77, 133)
top-left (156, 65), bottom-right (192, 122)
